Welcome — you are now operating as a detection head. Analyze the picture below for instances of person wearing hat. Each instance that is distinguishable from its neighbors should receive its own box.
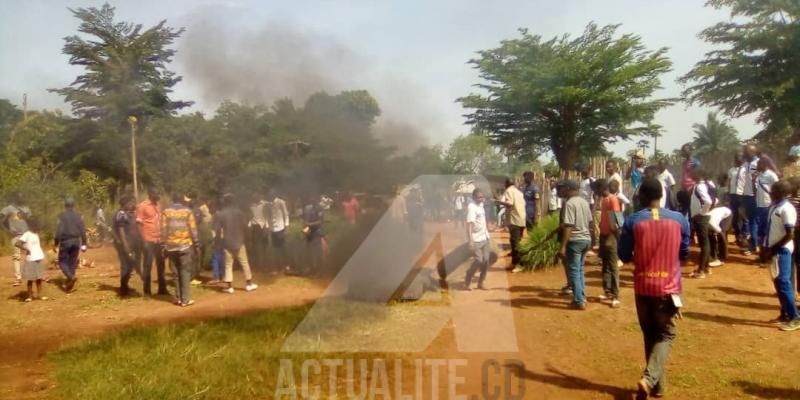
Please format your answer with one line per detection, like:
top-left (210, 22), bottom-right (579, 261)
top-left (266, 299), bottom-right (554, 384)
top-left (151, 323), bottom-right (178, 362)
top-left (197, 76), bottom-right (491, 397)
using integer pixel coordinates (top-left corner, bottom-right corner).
top-left (54, 197), bottom-right (87, 292)
top-left (556, 179), bottom-right (593, 309)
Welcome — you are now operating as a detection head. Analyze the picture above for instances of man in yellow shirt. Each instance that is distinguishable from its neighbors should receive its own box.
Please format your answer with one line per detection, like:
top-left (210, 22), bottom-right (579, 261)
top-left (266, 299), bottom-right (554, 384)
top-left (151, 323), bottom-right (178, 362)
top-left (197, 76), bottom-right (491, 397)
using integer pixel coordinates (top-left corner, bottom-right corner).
top-left (495, 177), bottom-right (526, 272)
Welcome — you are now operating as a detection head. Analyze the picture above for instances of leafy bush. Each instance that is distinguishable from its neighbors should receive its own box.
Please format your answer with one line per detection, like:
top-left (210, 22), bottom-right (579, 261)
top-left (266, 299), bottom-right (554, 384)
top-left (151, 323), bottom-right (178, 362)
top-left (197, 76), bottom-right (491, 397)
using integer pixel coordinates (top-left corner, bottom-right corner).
top-left (518, 214), bottom-right (561, 271)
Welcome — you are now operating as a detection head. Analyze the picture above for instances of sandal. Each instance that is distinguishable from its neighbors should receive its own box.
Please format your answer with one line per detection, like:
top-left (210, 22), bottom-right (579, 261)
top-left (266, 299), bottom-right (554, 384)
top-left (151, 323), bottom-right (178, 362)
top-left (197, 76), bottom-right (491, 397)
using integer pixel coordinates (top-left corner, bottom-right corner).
top-left (181, 300), bottom-right (195, 307)
top-left (12, 280), bottom-right (21, 287)
top-left (24, 297), bottom-right (32, 302)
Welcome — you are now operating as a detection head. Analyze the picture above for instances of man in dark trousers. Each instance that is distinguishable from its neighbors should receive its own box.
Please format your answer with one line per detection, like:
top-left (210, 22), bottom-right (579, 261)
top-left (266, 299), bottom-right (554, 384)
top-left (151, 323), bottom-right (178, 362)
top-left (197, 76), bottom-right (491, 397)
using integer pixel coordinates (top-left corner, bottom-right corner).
top-left (54, 197), bottom-right (87, 292)
top-left (495, 177), bottom-right (526, 273)
top-left (619, 178), bottom-right (690, 399)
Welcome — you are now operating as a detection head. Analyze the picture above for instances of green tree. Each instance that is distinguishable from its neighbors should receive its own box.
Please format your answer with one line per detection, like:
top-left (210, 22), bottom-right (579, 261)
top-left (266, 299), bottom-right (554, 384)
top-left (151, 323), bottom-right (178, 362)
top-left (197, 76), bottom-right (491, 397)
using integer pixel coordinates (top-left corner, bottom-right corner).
top-left (692, 112), bottom-right (741, 177)
top-left (681, 0), bottom-right (800, 138)
top-left (460, 23), bottom-right (673, 170)
top-left (50, 3), bottom-right (191, 129)
top-left (444, 134), bottom-right (504, 175)
top-left (0, 99), bottom-right (22, 146)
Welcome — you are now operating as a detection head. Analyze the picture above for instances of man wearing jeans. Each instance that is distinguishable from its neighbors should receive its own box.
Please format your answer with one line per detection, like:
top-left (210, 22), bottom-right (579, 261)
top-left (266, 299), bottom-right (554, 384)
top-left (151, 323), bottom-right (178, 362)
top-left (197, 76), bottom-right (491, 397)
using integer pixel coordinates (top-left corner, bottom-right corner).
top-left (765, 181), bottom-right (800, 331)
top-left (739, 144), bottom-right (760, 256)
top-left (161, 192), bottom-right (199, 307)
top-left (557, 180), bottom-right (592, 310)
top-left (619, 178), bottom-right (690, 399)
top-left (54, 197), bottom-right (88, 292)
top-left (214, 193), bottom-right (258, 293)
top-left (267, 190), bottom-right (290, 272)
top-left (1, 192), bottom-right (31, 286)
top-left (495, 178), bottom-right (526, 273)
top-left (464, 188), bottom-right (491, 290)
top-left (136, 188), bottom-right (167, 296)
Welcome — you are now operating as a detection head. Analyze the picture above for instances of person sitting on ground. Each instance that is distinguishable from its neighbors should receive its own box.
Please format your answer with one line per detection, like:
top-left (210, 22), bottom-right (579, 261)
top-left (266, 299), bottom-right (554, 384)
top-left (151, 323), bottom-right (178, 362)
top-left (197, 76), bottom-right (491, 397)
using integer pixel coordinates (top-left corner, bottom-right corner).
top-left (15, 218), bottom-right (47, 302)
top-left (618, 177), bottom-right (689, 399)
top-left (765, 180), bottom-right (800, 331)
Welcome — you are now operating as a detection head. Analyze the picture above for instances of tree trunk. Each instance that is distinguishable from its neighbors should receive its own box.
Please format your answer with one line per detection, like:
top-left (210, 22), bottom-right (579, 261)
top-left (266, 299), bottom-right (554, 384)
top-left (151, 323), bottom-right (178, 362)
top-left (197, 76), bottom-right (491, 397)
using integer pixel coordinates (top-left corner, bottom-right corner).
top-left (552, 142), bottom-right (579, 172)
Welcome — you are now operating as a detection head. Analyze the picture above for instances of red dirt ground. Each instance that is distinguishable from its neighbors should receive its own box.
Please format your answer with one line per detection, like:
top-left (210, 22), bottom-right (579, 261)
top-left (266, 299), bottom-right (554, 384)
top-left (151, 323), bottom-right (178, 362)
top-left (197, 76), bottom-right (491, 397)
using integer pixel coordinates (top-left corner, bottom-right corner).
top-left (2, 225), bottom-right (800, 399)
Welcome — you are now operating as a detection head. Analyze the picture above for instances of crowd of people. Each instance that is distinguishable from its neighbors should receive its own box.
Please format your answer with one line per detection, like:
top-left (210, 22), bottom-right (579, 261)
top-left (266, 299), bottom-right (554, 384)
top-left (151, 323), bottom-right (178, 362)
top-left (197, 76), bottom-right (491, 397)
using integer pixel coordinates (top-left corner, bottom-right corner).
top-left (0, 188), bottom-right (337, 306)
top-left (461, 141), bottom-right (800, 399)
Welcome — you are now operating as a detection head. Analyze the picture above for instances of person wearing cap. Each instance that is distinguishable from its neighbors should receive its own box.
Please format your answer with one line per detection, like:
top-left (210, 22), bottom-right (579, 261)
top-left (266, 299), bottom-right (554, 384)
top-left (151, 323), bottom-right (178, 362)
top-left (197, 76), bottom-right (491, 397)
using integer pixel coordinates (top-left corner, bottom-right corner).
top-left (495, 177), bottom-right (526, 272)
top-left (557, 179), bottom-right (593, 309)
top-left (54, 197), bottom-right (87, 292)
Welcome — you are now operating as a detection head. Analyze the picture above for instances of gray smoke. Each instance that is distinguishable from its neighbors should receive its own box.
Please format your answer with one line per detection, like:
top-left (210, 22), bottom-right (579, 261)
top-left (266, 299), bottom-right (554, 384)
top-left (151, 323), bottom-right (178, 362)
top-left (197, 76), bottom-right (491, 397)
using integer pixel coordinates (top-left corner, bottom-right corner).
top-left (176, 9), bottom-right (432, 154)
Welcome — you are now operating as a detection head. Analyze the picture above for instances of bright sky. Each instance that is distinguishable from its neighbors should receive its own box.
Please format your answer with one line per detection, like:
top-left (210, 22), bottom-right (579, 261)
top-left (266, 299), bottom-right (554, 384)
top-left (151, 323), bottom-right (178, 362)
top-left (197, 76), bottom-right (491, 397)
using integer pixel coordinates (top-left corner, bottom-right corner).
top-left (0, 0), bottom-right (759, 158)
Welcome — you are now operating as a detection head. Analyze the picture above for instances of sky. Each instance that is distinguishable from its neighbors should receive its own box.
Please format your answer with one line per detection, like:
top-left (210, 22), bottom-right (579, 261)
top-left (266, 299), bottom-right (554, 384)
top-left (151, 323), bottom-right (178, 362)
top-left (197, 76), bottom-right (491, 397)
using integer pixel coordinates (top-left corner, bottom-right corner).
top-left (0, 0), bottom-right (760, 158)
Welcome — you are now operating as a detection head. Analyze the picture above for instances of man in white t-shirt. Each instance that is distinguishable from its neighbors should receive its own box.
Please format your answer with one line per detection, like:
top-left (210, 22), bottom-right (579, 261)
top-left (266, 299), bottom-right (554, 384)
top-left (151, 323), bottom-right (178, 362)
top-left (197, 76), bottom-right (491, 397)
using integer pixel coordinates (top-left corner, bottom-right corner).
top-left (657, 159), bottom-right (676, 209)
top-left (690, 169), bottom-right (714, 278)
top-left (738, 145), bottom-right (760, 255)
top-left (465, 188), bottom-right (491, 290)
top-left (726, 154), bottom-right (746, 245)
top-left (765, 181), bottom-right (800, 331)
top-left (708, 206), bottom-right (732, 267)
top-left (755, 159), bottom-right (779, 256)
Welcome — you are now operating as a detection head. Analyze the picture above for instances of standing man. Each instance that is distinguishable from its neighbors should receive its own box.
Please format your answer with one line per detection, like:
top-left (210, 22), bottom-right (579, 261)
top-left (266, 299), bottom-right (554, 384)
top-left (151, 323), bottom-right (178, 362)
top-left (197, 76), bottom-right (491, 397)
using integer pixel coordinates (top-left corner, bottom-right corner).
top-left (522, 171), bottom-right (541, 229)
top-left (248, 193), bottom-right (269, 270)
top-left (342, 193), bottom-right (361, 225)
top-left (596, 179), bottom-right (623, 308)
top-left (302, 194), bottom-right (325, 276)
top-left (1, 192), bottom-right (31, 286)
top-left (765, 181), bottom-right (800, 331)
top-left (629, 153), bottom-right (646, 192)
top-left (756, 158), bottom-right (780, 261)
top-left (137, 188), bottom-right (167, 296)
top-left (495, 177), bottom-right (526, 273)
top-left (657, 159), bottom-right (676, 210)
top-left (548, 178), bottom-right (562, 216)
top-left (214, 193), bottom-right (258, 293)
top-left (689, 169), bottom-right (715, 279)
top-left (464, 188), bottom-right (491, 290)
top-left (677, 143), bottom-right (701, 218)
top-left (607, 161), bottom-right (624, 191)
top-left (580, 167), bottom-right (598, 249)
top-left (113, 195), bottom-right (142, 297)
top-left (54, 197), bottom-right (87, 292)
top-left (739, 144), bottom-right (761, 256)
top-left (161, 192), bottom-right (199, 307)
top-left (727, 154), bottom-right (747, 246)
top-left (557, 180), bottom-right (593, 309)
top-left (618, 177), bottom-right (690, 399)
top-left (267, 189), bottom-right (290, 273)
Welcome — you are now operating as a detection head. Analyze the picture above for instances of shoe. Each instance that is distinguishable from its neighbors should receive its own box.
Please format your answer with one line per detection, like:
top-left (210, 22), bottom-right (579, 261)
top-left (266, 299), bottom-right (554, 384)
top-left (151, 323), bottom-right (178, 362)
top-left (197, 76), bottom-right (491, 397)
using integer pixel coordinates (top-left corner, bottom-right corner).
top-left (780, 318), bottom-right (800, 331)
top-left (245, 283), bottom-right (258, 292)
top-left (570, 302), bottom-right (587, 310)
top-left (709, 259), bottom-right (723, 267)
top-left (598, 294), bottom-right (610, 301)
top-left (222, 287), bottom-right (234, 294)
top-left (616, 260), bottom-right (624, 268)
top-left (477, 284), bottom-right (488, 290)
top-left (181, 300), bottom-right (195, 307)
top-left (511, 265), bottom-right (525, 273)
top-left (771, 315), bottom-right (790, 325)
top-left (24, 297), bottom-right (32, 303)
top-left (12, 279), bottom-right (21, 287)
top-left (190, 279), bottom-right (202, 286)
top-left (611, 299), bottom-right (621, 308)
top-left (37, 296), bottom-right (49, 301)
top-left (743, 250), bottom-right (753, 256)
top-left (636, 378), bottom-right (651, 400)
top-left (689, 271), bottom-right (707, 279)
top-left (560, 286), bottom-right (574, 296)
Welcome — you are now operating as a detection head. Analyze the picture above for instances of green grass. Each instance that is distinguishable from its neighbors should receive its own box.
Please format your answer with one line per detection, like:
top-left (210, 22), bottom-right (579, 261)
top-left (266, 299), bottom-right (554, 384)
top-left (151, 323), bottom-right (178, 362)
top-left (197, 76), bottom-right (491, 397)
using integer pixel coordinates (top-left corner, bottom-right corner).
top-left (48, 305), bottom-right (332, 400)
top-left (518, 214), bottom-right (560, 271)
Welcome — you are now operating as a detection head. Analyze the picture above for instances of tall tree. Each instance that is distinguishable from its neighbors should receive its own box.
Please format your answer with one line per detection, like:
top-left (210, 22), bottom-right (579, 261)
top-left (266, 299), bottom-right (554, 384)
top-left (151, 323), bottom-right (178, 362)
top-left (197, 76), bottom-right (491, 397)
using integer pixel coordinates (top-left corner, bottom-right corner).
top-left (459, 23), bottom-right (673, 170)
top-left (50, 3), bottom-right (191, 129)
top-left (681, 0), bottom-right (800, 138)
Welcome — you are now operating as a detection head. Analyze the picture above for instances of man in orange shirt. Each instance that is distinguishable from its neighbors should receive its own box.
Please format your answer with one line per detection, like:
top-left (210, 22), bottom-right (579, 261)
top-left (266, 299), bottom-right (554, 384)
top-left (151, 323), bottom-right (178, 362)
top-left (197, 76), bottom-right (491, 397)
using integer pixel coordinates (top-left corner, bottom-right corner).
top-left (136, 188), bottom-right (167, 296)
top-left (596, 179), bottom-right (623, 308)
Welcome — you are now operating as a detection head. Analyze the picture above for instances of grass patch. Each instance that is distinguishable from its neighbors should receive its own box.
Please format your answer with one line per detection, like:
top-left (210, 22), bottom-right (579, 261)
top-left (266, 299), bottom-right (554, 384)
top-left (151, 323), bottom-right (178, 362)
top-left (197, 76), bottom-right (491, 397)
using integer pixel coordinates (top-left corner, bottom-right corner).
top-left (519, 215), bottom-right (560, 271)
top-left (48, 304), bottom-right (385, 399)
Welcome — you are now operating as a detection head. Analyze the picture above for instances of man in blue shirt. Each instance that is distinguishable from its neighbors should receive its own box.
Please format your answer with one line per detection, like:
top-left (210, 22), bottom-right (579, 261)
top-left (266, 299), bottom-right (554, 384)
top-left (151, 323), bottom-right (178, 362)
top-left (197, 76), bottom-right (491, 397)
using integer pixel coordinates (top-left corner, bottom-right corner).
top-left (522, 171), bottom-right (541, 229)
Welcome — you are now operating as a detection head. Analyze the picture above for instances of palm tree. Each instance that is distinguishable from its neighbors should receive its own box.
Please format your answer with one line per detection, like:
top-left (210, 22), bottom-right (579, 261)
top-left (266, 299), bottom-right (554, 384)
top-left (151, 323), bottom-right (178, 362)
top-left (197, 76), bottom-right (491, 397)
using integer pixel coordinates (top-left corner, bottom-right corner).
top-left (692, 112), bottom-right (740, 179)
top-left (692, 112), bottom-right (740, 155)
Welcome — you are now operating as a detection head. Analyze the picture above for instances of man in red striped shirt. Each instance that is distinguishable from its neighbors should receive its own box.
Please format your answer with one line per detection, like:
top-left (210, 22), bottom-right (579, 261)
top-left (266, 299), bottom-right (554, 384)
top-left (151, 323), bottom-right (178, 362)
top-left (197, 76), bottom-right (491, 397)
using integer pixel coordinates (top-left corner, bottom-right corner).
top-left (619, 178), bottom-right (690, 399)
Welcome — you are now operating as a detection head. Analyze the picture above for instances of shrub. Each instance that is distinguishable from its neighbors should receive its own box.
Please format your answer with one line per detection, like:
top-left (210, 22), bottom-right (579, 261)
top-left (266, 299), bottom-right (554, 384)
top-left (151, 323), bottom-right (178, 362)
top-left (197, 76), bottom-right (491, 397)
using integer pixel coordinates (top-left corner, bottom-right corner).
top-left (518, 214), bottom-right (560, 271)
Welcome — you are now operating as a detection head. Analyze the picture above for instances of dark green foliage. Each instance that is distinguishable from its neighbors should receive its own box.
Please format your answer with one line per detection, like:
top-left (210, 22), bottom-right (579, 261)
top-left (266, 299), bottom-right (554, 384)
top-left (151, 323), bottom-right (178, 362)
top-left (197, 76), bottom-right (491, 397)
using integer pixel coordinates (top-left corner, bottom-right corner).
top-left (460, 23), bottom-right (674, 170)
top-left (518, 214), bottom-right (561, 271)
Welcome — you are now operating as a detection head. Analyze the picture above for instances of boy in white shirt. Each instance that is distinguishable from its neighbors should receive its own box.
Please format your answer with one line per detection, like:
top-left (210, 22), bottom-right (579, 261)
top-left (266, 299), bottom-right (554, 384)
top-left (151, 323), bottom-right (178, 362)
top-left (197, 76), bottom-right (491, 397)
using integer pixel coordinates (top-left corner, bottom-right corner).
top-left (756, 158), bottom-right (779, 259)
top-left (465, 188), bottom-right (491, 290)
top-left (690, 169), bottom-right (714, 278)
top-left (708, 206), bottom-right (733, 267)
top-left (14, 218), bottom-right (47, 302)
top-left (765, 181), bottom-right (800, 331)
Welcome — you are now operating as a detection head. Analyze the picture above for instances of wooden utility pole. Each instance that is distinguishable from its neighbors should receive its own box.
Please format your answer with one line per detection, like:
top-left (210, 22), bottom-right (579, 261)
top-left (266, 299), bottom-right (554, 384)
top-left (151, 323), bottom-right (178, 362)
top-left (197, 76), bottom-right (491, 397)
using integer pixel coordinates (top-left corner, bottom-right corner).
top-left (128, 116), bottom-right (139, 200)
top-left (22, 93), bottom-right (27, 121)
